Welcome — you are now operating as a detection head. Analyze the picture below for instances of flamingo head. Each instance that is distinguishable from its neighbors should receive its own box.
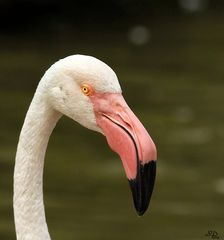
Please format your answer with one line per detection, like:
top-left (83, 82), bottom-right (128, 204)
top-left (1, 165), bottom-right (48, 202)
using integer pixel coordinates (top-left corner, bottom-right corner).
top-left (45, 55), bottom-right (157, 216)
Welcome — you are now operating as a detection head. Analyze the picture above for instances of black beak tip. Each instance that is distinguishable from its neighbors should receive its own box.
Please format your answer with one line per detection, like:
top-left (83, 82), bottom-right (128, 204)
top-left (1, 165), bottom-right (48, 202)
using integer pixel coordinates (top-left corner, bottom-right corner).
top-left (136, 208), bottom-right (147, 216)
top-left (129, 160), bottom-right (156, 216)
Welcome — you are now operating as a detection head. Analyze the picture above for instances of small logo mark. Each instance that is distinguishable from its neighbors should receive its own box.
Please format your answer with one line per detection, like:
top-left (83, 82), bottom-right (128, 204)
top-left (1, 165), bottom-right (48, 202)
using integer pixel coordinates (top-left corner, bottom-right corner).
top-left (205, 230), bottom-right (220, 239)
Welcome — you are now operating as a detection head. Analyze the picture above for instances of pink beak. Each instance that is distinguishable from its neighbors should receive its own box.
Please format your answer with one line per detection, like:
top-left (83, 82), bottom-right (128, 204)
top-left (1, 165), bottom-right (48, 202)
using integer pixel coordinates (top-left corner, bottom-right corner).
top-left (90, 93), bottom-right (157, 215)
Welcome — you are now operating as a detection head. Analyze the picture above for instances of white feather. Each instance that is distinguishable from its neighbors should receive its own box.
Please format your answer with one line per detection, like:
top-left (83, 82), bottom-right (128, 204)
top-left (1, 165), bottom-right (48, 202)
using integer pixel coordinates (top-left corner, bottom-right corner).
top-left (14, 55), bottom-right (121, 240)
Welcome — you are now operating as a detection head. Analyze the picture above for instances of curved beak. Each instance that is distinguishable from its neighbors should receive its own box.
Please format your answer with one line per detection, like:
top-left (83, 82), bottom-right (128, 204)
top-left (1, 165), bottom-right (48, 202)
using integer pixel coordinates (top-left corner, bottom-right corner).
top-left (90, 93), bottom-right (157, 216)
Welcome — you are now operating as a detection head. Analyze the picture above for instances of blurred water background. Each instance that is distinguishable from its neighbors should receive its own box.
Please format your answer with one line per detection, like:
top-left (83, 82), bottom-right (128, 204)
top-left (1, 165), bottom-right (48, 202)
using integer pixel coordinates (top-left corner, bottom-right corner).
top-left (1, 0), bottom-right (224, 239)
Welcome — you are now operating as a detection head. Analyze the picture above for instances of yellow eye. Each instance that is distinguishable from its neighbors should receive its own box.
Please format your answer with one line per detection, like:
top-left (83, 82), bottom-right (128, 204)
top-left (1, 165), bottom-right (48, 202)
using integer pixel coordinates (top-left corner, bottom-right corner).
top-left (81, 84), bottom-right (92, 96)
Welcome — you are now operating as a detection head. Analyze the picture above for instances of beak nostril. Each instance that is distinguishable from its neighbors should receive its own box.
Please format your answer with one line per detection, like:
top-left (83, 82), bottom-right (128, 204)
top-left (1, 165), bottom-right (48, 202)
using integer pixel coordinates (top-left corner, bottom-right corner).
top-left (115, 102), bottom-right (120, 107)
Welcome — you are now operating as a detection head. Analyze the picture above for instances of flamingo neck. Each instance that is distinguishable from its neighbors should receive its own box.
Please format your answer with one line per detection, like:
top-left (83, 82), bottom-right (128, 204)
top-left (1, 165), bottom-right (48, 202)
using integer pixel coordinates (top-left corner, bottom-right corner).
top-left (14, 85), bottom-right (61, 240)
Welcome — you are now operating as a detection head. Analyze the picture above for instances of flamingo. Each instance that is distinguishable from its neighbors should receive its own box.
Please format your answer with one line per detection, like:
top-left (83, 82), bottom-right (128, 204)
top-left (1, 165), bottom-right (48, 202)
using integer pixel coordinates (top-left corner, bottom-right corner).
top-left (14, 55), bottom-right (157, 240)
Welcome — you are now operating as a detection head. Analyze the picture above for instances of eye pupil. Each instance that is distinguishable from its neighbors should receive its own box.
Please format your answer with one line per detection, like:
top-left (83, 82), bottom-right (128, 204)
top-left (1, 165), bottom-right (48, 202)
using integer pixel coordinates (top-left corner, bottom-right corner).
top-left (81, 84), bottom-right (92, 95)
